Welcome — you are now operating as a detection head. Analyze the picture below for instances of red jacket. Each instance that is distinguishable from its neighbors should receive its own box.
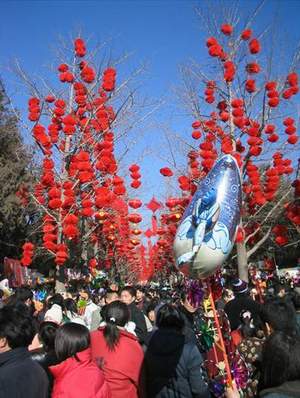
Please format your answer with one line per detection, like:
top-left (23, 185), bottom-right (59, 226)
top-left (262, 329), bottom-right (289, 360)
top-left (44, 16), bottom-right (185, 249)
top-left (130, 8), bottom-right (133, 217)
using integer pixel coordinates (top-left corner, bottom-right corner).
top-left (90, 327), bottom-right (144, 398)
top-left (50, 348), bottom-right (111, 398)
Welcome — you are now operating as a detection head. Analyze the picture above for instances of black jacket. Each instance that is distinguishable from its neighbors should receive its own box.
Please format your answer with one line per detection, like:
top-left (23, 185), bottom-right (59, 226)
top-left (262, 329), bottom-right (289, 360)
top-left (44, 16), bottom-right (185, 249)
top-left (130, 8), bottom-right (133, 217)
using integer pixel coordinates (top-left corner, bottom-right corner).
top-left (128, 302), bottom-right (148, 344)
top-left (224, 294), bottom-right (262, 331)
top-left (31, 348), bottom-right (59, 395)
top-left (143, 328), bottom-right (210, 398)
top-left (259, 380), bottom-right (300, 397)
top-left (0, 347), bottom-right (48, 398)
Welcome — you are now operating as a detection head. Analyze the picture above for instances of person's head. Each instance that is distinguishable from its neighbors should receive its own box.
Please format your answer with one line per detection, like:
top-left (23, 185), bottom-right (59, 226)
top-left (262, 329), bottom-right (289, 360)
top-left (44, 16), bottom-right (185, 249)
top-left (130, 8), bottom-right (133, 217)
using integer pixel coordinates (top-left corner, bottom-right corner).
top-left (105, 290), bottom-right (119, 305)
top-left (240, 310), bottom-right (265, 339)
top-left (232, 278), bottom-right (248, 296)
top-left (109, 283), bottom-right (119, 293)
top-left (8, 286), bottom-right (33, 307)
top-left (261, 297), bottom-right (298, 336)
top-left (0, 303), bottom-right (35, 352)
top-left (48, 293), bottom-right (64, 310)
top-left (64, 298), bottom-right (78, 315)
top-left (55, 323), bottom-right (90, 362)
top-left (136, 287), bottom-right (145, 302)
top-left (39, 321), bottom-right (59, 352)
top-left (274, 283), bottom-right (287, 298)
top-left (156, 304), bottom-right (185, 332)
top-left (259, 332), bottom-right (300, 391)
top-left (102, 301), bottom-right (130, 350)
top-left (146, 303), bottom-right (157, 324)
top-left (120, 286), bottom-right (136, 305)
top-left (79, 290), bottom-right (91, 301)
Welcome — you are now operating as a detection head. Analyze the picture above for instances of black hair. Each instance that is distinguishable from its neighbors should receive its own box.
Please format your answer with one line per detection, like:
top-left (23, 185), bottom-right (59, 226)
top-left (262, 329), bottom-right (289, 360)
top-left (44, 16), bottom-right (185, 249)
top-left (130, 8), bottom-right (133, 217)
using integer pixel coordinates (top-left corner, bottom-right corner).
top-left (239, 310), bottom-right (265, 339)
top-left (55, 323), bottom-right (90, 362)
top-left (48, 293), bottom-right (64, 310)
top-left (0, 303), bottom-right (35, 349)
top-left (102, 301), bottom-right (130, 351)
top-left (259, 332), bottom-right (300, 391)
top-left (39, 321), bottom-right (58, 352)
top-left (6, 286), bottom-right (33, 306)
top-left (64, 298), bottom-right (78, 316)
top-left (120, 286), bottom-right (136, 298)
top-left (261, 297), bottom-right (298, 336)
top-left (156, 304), bottom-right (184, 331)
top-left (15, 286), bottom-right (33, 302)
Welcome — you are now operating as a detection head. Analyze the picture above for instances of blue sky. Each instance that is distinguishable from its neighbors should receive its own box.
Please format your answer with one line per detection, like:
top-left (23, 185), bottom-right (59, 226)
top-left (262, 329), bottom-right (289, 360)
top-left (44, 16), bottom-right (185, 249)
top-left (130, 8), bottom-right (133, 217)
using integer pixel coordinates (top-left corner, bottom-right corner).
top-left (0, 0), bottom-right (300, 224)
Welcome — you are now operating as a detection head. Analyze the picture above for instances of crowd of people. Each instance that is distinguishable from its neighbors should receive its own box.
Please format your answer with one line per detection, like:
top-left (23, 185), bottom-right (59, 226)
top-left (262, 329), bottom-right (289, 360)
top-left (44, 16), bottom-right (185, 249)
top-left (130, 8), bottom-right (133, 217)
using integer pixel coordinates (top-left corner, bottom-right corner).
top-left (0, 271), bottom-right (300, 398)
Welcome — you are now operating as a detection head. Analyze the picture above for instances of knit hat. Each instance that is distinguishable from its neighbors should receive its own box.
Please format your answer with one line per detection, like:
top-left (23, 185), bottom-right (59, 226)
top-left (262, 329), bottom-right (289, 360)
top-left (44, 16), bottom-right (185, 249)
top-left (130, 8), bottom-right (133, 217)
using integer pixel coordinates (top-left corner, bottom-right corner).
top-left (232, 278), bottom-right (248, 294)
top-left (44, 304), bottom-right (63, 324)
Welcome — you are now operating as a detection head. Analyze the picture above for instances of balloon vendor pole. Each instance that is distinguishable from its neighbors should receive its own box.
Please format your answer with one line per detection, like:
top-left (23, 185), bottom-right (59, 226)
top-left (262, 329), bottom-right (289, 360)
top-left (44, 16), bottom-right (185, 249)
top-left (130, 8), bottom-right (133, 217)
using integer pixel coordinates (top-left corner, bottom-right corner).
top-left (208, 283), bottom-right (233, 387)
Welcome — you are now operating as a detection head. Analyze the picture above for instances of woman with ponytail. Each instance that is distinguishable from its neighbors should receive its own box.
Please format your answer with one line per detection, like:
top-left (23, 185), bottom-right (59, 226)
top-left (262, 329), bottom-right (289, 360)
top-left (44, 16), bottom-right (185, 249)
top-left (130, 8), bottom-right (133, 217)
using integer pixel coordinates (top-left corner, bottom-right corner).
top-left (90, 301), bottom-right (144, 398)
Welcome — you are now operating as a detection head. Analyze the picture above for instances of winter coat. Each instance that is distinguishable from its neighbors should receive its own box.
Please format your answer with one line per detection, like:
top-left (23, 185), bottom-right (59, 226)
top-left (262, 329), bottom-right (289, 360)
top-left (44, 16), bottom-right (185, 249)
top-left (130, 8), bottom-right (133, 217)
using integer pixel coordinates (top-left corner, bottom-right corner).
top-left (90, 327), bottom-right (144, 398)
top-left (0, 347), bottom-right (48, 398)
top-left (31, 348), bottom-right (60, 395)
top-left (143, 328), bottom-right (211, 398)
top-left (259, 380), bottom-right (300, 398)
top-left (128, 302), bottom-right (148, 344)
top-left (224, 294), bottom-right (262, 331)
top-left (83, 301), bottom-right (99, 330)
top-left (50, 347), bottom-right (111, 398)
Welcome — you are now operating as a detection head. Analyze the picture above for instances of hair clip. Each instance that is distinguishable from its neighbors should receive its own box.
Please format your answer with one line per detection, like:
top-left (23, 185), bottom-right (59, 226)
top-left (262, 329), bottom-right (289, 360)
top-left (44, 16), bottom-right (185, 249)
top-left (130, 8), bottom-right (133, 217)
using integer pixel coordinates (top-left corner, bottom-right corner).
top-left (109, 317), bottom-right (116, 323)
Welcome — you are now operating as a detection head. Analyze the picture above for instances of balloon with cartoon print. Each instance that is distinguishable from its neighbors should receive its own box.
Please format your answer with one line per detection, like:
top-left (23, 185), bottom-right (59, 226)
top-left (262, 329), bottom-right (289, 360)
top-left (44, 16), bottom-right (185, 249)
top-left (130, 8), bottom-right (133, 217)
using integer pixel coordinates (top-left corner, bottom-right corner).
top-left (173, 155), bottom-right (242, 279)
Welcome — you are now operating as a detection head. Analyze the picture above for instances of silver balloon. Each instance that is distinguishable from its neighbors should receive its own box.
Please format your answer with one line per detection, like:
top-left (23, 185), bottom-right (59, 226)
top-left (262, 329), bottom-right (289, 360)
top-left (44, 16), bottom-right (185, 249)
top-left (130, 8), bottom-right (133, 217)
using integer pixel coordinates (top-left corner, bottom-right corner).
top-left (173, 155), bottom-right (242, 279)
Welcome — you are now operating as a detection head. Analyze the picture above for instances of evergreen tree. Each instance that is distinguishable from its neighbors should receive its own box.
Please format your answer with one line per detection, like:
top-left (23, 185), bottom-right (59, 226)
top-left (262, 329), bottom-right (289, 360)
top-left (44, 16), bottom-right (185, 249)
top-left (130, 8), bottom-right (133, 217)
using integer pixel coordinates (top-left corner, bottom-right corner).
top-left (0, 80), bottom-right (34, 262)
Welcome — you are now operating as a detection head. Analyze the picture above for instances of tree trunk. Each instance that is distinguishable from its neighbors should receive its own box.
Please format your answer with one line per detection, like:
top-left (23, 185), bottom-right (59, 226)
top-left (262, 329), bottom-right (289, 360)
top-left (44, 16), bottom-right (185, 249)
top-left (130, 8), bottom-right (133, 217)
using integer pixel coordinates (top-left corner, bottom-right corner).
top-left (237, 241), bottom-right (248, 282)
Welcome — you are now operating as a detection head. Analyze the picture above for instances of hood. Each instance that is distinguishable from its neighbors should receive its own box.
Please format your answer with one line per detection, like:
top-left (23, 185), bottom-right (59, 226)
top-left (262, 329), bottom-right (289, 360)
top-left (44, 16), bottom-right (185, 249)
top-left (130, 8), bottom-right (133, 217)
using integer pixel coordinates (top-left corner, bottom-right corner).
top-left (147, 329), bottom-right (185, 356)
top-left (0, 347), bottom-right (29, 367)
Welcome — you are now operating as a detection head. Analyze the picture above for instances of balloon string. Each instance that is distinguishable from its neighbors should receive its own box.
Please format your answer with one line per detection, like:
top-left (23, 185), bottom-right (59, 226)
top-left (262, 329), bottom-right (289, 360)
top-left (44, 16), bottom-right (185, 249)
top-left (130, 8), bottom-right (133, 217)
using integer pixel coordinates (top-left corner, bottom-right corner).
top-left (208, 283), bottom-right (233, 387)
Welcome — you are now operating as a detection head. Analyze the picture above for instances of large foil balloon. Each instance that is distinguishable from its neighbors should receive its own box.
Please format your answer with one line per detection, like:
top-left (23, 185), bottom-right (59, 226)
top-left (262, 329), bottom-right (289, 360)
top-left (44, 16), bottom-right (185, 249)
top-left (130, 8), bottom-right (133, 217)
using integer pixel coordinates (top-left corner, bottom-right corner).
top-left (173, 155), bottom-right (242, 279)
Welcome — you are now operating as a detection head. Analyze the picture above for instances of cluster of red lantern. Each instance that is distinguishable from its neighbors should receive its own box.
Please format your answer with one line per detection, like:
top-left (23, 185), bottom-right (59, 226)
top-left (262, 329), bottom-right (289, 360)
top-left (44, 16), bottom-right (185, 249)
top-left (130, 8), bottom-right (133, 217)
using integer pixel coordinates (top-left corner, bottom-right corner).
top-left (74, 38), bottom-right (86, 57)
top-left (205, 80), bottom-right (216, 104)
top-left (80, 61), bottom-right (96, 83)
top-left (28, 97), bottom-right (41, 122)
top-left (272, 225), bottom-right (288, 246)
top-left (264, 124), bottom-right (279, 143)
top-left (285, 179), bottom-right (300, 226)
top-left (249, 38), bottom-right (261, 54)
top-left (129, 164), bottom-right (141, 189)
top-left (282, 72), bottom-right (299, 100)
top-left (188, 150), bottom-right (201, 179)
top-left (191, 120), bottom-right (202, 140)
top-left (264, 167), bottom-right (280, 201)
top-left (43, 215), bottom-right (57, 252)
top-left (63, 214), bottom-right (79, 240)
top-left (102, 68), bottom-right (116, 92)
top-left (21, 242), bottom-right (34, 266)
top-left (245, 79), bottom-right (256, 93)
top-left (265, 81), bottom-right (279, 108)
top-left (55, 243), bottom-right (69, 265)
top-left (235, 226), bottom-right (245, 243)
top-left (246, 62), bottom-right (260, 74)
top-left (283, 117), bottom-right (298, 145)
top-left (245, 161), bottom-right (266, 207)
top-left (160, 167), bottom-right (173, 177)
top-left (272, 152), bottom-right (293, 175)
top-left (223, 60), bottom-right (236, 82)
top-left (58, 64), bottom-right (74, 83)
